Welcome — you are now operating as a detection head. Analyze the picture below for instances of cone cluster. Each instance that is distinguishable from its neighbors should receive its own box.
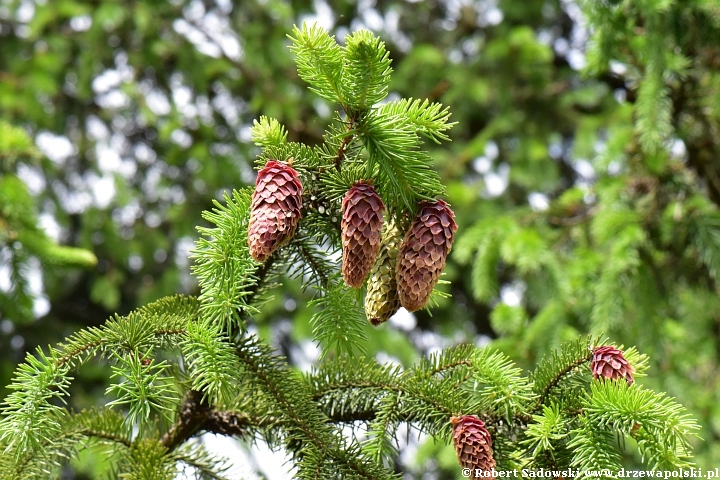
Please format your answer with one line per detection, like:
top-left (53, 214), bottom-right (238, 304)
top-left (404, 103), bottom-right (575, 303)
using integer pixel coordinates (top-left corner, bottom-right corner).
top-left (248, 160), bottom-right (303, 262)
top-left (591, 346), bottom-right (635, 385)
top-left (364, 220), bottom-right (402, 325)
top-left (246, 165), bottom-right (457, 314)
top-left (396, 200), bottom-right (457, 311)
top-left (341, 181), bottom-right (385, 288)
top-left (451, 415), bottom-right (496, 477)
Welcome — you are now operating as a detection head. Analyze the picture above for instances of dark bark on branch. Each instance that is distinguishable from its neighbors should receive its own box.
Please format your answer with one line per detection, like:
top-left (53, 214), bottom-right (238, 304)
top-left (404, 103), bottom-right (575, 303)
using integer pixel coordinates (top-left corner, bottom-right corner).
top-left (161, 390), bottom-right (254, 451)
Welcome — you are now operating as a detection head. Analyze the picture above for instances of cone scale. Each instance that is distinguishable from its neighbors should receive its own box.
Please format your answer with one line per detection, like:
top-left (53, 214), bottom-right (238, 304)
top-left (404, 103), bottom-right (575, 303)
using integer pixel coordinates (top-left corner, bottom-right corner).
top-left (341, 181), bottom-right (385, 288)
top-left (248, 160), bottom-right (303, 262)
top-left (396, 199), bottom-right (457, 311)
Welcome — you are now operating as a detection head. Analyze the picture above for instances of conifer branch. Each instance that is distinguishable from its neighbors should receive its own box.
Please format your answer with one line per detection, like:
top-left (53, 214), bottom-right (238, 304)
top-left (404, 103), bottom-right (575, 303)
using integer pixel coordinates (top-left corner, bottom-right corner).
top-left (4, 408), bottom-right (133, 477)
top-left (79, 428), bottom-right (133, 448)
top-left (0, 21), bottom-right (704, 479)
top-left (160, 390), bottom-right (254, 452)
top-left (311, 380), bottom-right (403, 402)
top-left (297, 242), bottom-right (330, 288)
top-left (56, 340), bottom-right (105, 367)
top-left (244, 256), bottom-right (276, 310)
top-left (544, 451), bottom-right (564, 480)
top-left (310, 377), bottom-right (456, 420)
top-left (430, 359), bottom-right (473, 376)
top-left (333, 118), bottom-right (356, 172)
top-left (56, 327), bottom-right (188, 369)
top-left (535, 353), bottom-right (593, 411)
top-left (234, 336), bottom-right (391, 479)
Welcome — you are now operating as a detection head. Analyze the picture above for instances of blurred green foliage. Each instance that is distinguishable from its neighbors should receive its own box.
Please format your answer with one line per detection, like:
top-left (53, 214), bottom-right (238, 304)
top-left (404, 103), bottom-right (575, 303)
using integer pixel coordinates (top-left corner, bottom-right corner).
top-left (2, 0), bottom-right (720, 476)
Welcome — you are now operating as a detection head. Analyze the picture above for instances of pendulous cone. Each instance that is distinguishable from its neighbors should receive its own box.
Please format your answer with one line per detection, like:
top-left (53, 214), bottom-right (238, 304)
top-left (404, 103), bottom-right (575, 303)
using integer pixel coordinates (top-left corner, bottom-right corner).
top-left (451, 415), bottom-right (496, 477)
top-left (396, 199), bottom-right (457, 311)
top-left (364, 219), bottom-right (402, 325)
top-left (341, 181), bottom-right (385, 288)
top-left (591, 345), bottom-right (635, 385)
top-left (248, 160), bottom-right (303, 262)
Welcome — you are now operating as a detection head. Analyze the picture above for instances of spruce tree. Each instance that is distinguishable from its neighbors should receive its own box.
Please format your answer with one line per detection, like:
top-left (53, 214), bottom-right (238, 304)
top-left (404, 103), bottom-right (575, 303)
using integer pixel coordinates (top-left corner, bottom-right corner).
top-left (0, 25), bottom-right (700, 479)
top-left (0, 121), bottom-right (98, 324)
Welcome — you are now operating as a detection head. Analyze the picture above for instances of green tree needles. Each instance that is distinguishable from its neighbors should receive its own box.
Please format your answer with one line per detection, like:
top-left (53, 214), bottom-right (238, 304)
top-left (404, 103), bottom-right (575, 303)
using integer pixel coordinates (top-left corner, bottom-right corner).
top-left (0, 25), bottom-right (699, 479)
top-left (0, 121), bottom-right (98, 323)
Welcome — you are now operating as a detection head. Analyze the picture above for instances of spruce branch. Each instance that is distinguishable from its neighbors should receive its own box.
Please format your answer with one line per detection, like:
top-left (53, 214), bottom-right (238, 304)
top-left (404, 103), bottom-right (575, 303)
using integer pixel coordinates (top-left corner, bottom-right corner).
top-left (172, 441), bottom-right (235, 480)
top-left (234, 334), bottom-right (393, 479)
top-left (309, 278), bottom-right (368, 358)
top-left (522, 404), bottom-right (569, 458)
top-left (317, 164), bottom-right (369, 206)
top-left (362, 110), bottom-right (445, 211)
top-left (333, 117), bottom-right (356, 171)
top-left (568, 416), bottom-right (624, 478)
top-left (364, 391), bottom-right (402, 464)
top-left (535, 353), bottom-right (593, 411)
top-left (77, 427), bottom-right (132, 448)
top-left (192, 189), bottom-right (260, 330)
top-left (0, 295), bottom-right (195, 470)
top-left (635, 30), bottom-right (673, 153)
top-left (251, 116), bottom-right (289, 147)
top-left (1, 408), bottom-right (132, 479)
top-left (583, 381), bottom-right (699, 469)
top-left (288, 23), bottom-right (345, 105)
top-left (430, 358), bottom-right (473, 377)
top-left (375, 98), bottom-right (456, 144)
top-left (341, 29), bottom-right (392, 116)
top-left (531, 337), bottom-right (599, 412)
top-left (293, 239), bottom-right (331, 288)
top-left (0, 350), bottom-right (71, 457)
top-left (120, 438), bottom-right (177, 480)
top-left (469, 348), bottom-right (537, 421)
top-left (182, 320), bottom-right (245, 404)
top-left (160, 390), bottom-right (255, 452)
top-left (105, 354), bottom-right (177, 426)
top-left (307, 348), bottom-right (489, 448)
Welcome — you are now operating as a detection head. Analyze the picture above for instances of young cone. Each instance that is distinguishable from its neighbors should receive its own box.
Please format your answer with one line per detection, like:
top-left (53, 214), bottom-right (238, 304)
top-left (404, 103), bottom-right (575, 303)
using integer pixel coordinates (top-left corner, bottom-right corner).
top-left (248, 160), bottom-right (303, 262)
top-left (591, 346), bottom-right (635, 385)
top-left (364, 220), bottom-right (402, 325)
top-left (396, 199), bottom-right (457, 311)
top-left (451, 415), bottom-right (496, 477)
top-left (341, 181), bottom-right (385, 288)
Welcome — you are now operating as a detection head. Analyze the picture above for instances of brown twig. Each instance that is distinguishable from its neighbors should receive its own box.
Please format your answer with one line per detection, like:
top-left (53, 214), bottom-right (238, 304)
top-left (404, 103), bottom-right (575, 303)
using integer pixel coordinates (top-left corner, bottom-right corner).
top-left (535, 353), bottom-right (593, 413)
top-left (160, 390), bottom-right (254, 451)
top-left (333, 118), bottom-right (356, 171)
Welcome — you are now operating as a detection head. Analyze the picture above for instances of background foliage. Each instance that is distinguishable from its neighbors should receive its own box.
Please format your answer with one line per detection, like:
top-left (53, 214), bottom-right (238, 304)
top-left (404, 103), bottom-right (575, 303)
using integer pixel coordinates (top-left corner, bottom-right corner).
top-left (2, 0), bottom-right (720, 477)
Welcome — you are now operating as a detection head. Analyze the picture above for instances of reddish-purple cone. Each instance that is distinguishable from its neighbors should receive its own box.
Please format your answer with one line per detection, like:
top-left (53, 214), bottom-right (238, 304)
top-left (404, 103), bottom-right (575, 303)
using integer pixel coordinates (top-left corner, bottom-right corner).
top-left (591, 346), bottom-right (635, 385)
top-left (396, 200), bottom-right (457, 311)
top-left (248, 160), bottom-right (303, 262)
top-left (451, 415), bottom-right (496, 477)
top-left (341, 181), bottom-right (385, 288)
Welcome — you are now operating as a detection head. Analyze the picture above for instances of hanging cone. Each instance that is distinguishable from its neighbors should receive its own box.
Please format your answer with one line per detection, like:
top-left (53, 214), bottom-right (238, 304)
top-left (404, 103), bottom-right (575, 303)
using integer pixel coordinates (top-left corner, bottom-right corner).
top-left (364, 220), bottom-right (402, 325)
top-left (396, 199), bottom-right (457, 311)
top-left (451, 415), bottom-right (496, 477)
top-left (591, 346), bottom-right (635, 385)
top-left (341, 181), bottom-right (385, 288)
top-left (248, 160), bottom-right (303, 262)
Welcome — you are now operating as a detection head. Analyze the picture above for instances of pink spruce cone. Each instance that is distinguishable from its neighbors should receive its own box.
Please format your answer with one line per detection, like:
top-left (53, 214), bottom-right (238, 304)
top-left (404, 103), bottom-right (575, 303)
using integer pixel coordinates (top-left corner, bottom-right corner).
top-left (396, 199), bottom-right (457, 311)
top-left (341, 181), bottom-right (385, 288)
top-left (248, 160), bottom-right (303, 262)
top-left (591, 345), bottom-right (635, 385)
top-left (451, 415), bottom-right (496, 477)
